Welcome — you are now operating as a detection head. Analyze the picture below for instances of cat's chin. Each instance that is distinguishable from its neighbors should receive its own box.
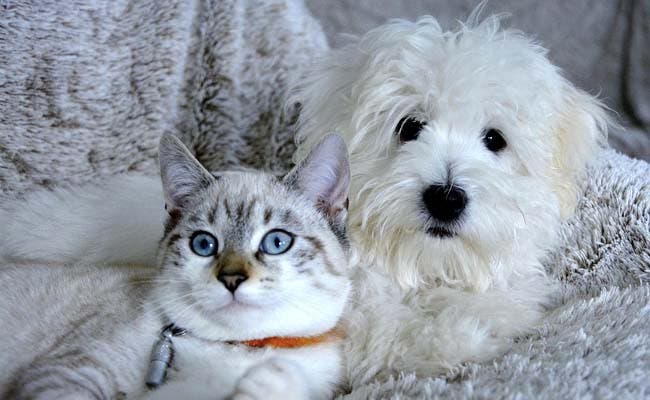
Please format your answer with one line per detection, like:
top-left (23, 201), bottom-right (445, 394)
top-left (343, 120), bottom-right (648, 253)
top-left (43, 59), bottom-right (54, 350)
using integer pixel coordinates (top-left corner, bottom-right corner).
top-left (219, 299), bottom-right (259, 311)
top-left (210, 295), bottom-right (278, 316)
top-left (197, 288), bottom-right (276, 310)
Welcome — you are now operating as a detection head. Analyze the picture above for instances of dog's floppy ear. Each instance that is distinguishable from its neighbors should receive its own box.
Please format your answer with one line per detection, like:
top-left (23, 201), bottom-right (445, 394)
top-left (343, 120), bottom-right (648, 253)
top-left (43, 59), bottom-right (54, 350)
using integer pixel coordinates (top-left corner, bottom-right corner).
top-left (551, 85), bottom-right (610, 218)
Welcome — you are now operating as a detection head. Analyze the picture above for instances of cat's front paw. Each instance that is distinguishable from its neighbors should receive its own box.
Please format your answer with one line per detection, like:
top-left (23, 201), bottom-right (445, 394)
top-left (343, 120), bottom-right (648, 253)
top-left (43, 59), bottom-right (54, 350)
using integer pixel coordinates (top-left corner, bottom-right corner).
top-left (231, 357), bottom-right (308, 400)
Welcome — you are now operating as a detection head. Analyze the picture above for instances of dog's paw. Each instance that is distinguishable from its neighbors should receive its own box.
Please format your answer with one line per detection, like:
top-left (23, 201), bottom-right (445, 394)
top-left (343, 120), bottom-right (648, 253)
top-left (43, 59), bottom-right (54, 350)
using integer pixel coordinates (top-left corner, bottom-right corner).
top-left (231, 357), bottom-right (308, 400)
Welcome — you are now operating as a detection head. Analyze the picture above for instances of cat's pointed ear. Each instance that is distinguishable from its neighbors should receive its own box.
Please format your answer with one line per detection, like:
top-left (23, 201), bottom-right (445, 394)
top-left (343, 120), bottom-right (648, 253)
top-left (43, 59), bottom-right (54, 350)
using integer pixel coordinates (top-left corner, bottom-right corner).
top-left (159, 135), bottom-right (214, 210)
top-left (284, 134), bottom-right (350, 223)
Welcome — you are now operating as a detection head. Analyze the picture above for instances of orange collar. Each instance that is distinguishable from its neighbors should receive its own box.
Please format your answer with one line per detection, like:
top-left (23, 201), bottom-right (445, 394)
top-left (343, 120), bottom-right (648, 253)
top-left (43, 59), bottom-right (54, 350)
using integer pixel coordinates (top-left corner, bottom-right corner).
top-left (147, 324), bottom-right (344, 388)
top-left (239, 328), bottom-right (344, 349)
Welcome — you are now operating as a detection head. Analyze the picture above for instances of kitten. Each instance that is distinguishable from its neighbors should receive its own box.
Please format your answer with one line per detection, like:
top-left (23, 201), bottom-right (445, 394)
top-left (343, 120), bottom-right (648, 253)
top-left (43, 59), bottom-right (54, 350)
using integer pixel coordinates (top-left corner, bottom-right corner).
top-left (0, 134), bottom-right (351, 400)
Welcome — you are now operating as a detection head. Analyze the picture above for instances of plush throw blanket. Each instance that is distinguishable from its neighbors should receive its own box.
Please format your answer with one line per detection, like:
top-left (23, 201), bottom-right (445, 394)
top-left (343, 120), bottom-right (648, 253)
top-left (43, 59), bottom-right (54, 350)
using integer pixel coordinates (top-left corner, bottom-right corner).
top-left (0, 0), bottom-right (326, 196)
top-left (1, 1), bottom-right (648, 398)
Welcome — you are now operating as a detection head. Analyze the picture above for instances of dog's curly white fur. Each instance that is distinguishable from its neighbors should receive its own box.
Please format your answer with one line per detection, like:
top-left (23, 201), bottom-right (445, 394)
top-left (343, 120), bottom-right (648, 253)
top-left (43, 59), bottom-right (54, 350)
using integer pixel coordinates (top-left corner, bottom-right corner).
top-left (291, 13), bottom-right (610, 384)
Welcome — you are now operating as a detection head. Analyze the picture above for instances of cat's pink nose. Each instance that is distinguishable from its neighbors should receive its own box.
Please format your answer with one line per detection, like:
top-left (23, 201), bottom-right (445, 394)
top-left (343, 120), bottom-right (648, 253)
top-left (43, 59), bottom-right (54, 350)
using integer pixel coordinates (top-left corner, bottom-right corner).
top-left (217, 273), bottom-right (248, 293)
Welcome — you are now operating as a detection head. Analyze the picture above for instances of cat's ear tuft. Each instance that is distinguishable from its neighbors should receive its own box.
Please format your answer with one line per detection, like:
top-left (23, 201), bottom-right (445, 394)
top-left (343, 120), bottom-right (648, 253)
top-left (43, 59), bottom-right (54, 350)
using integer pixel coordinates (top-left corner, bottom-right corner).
top-left (284, 134), bottom-right (350, 224)
top-left (159, 135), bottom-right (214, 210)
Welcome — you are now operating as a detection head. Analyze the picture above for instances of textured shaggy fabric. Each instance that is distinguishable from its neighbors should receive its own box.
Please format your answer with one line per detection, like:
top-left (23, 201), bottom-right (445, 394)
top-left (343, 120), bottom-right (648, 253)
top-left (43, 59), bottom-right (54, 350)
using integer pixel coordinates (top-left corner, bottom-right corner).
top-left (0, 0), bottom-right (326, 196)
top-left (1, 1), bottom-right (649, 398)
top-left (339, 286), bottom-right (650, 399)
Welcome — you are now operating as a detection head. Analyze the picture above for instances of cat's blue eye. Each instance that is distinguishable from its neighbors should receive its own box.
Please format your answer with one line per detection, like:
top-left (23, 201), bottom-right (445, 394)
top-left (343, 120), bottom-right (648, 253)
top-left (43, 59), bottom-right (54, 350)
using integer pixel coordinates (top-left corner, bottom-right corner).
top-left (260, 230), bottom-right (294, 255)
top-left (190, 231), bottom-right (218, 257)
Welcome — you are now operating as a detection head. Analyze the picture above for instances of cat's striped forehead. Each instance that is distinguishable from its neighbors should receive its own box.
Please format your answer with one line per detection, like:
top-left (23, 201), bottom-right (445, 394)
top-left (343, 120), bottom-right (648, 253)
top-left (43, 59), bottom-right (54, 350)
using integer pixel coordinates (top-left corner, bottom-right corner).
top-left (165, 171), bottom-right (328, 248)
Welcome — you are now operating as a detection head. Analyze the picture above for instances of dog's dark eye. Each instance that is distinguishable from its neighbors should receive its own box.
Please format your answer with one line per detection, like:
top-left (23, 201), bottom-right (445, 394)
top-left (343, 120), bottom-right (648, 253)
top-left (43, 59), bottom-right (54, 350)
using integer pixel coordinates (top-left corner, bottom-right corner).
top-left (396, 117), bottom-right (425, 143)
top-left (482, 129), bottom-right (507, 153)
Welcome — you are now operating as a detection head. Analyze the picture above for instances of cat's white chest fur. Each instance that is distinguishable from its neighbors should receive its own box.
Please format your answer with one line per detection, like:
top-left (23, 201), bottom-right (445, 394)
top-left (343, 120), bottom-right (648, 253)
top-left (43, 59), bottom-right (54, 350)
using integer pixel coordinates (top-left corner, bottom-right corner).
top-left (145, 338), bottom-right (343, 400)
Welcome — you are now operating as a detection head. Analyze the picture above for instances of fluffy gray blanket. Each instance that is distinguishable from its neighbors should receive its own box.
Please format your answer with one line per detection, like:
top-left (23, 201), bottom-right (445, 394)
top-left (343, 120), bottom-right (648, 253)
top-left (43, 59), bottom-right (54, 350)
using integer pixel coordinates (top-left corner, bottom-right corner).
top-left (0, 0), bottom-right (326, 196)
top-left (1, 1), bottom-right (648, 398)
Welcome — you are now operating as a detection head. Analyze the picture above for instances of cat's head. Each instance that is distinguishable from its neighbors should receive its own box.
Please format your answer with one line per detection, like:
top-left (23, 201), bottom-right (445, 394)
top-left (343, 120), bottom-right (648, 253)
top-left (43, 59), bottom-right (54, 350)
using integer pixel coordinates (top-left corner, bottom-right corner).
top-left (154, 134), bottom-right (351, 341)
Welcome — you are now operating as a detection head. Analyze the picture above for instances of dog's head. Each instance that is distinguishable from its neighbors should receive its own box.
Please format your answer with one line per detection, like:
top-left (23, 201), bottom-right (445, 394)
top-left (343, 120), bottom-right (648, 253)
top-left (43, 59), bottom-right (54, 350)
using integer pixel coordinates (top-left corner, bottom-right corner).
top-left (292, 15), bottom-right (610, 289)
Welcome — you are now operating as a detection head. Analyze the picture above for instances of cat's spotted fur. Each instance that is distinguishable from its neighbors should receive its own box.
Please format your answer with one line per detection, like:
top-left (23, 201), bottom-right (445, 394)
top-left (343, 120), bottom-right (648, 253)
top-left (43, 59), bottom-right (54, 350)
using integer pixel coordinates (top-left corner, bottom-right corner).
top-left (0, 134), bottom-right (351, 400)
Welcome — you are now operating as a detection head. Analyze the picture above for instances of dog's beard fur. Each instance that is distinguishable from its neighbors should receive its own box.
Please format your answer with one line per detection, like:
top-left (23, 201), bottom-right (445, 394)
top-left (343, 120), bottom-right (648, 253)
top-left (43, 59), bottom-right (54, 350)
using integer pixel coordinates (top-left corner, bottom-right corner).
top-left (291, 12), bottom-right (611, 383)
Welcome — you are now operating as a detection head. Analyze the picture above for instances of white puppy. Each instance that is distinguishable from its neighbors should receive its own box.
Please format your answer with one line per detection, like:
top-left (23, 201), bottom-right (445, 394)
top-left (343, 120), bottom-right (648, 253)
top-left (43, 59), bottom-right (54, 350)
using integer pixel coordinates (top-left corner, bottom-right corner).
top-left (290, 14), bottom-right (610, 384)
top-left (0, 12), bottom-right (611, 388)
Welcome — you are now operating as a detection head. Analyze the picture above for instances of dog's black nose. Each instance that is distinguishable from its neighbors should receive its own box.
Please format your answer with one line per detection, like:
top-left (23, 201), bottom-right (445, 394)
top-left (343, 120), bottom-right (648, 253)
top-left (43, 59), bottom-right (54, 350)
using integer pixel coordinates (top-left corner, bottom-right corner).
top-left (217, 272), bottom-right (248, 293)
top-left (422, 184), bottom-right (468, 222)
